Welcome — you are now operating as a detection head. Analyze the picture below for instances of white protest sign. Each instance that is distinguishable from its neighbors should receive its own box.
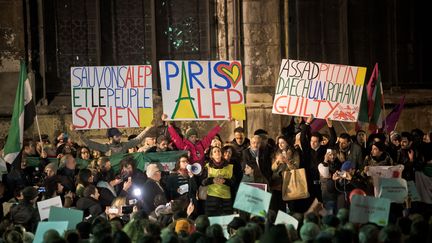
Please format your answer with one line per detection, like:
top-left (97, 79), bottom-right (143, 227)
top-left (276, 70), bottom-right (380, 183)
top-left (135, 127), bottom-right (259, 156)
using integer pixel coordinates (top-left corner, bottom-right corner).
top-left (37, 196), bottom-right (62, 220)
top-left (349, 195), bottom-right (391, 226)
top-left (406, 180), bottom-right (421, 202)
top-left (275, 210), bottom-right (299, 229)
top-left (367, 165), bottom-right (404, 178)
top-left (233, 183), bottom-right (272, 217)
top-left (208, 214), bottom-right (239, 239)
top-left (378, 178), bottom-right (408, 203)
top-left (368, 165), bottom-right (405, 196)
top-left (71, 65), bottom-right (153, 129)
top-left (159, 60), bottom-right (245, 121)
top-left (272, 59), bottom-right (367, 122)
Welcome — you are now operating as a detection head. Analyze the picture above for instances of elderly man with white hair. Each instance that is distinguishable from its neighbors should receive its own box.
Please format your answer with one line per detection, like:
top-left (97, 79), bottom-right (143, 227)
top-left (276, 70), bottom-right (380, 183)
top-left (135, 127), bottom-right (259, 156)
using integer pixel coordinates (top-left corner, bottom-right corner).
top-left (142, 163), bottom-right (167, 214)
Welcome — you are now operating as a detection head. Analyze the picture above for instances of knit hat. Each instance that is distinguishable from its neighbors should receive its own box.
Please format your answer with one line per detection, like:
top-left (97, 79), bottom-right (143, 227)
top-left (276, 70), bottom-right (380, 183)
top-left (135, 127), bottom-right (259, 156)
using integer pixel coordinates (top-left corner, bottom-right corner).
top-left (21, 186), bottom-right (38, 201)
top-left (106, 128), bottom-right (122, 138)
top-left (175, 219), bottom-right (190, 234)
top-left (254, 129), bottom-right (268, 136)
top-left (372, 141), bottom-right (386, 152)
top-left (185, 128), bottom-right (198, 138)
top-left (341, 161), bottom-right (353, 171)
top-left (45, 162), bottom-right (58, 174)
top-left (300, 222), bottom-right (320, 241)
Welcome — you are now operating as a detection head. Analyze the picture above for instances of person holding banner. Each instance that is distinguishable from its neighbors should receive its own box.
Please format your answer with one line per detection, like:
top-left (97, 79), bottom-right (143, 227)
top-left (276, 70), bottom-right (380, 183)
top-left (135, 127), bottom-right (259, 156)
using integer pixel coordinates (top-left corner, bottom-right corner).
top-left (69, 124), bottom-right (154, 156)
top-left (300, 115), bottom-right (336, 207)
top-left (201, 146), bottom-right (234, 216)
top-left (162, 114), bottom-right (229, 166)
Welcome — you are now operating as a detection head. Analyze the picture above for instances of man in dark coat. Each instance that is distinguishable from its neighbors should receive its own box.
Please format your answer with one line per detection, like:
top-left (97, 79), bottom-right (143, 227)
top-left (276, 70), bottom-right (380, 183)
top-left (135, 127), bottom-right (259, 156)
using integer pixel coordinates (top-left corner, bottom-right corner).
top-left (142, 163), bottom-right (167, 214)
top-left (9, 186), bottom-right (40, 232)
top-left (300, 115), bottom-right (336, 206)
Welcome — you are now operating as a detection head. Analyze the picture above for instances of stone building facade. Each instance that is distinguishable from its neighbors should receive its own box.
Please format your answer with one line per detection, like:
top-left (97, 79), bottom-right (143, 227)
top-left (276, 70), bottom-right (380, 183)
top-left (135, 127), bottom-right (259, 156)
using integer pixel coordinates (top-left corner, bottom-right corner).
top-left (0, 0), bottom-right (431, 145)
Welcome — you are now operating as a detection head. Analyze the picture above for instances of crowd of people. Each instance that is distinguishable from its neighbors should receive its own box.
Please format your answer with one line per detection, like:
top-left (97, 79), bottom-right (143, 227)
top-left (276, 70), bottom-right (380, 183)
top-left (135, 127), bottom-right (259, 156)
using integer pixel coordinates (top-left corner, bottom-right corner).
top-left (0, 115), bottom-right (431, 243)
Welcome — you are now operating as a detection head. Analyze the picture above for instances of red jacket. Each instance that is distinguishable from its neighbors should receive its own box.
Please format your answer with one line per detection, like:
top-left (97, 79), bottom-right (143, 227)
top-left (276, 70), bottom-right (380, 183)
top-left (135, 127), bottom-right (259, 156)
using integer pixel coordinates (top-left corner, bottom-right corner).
top-left (168, 125), bottom-right (221, 166)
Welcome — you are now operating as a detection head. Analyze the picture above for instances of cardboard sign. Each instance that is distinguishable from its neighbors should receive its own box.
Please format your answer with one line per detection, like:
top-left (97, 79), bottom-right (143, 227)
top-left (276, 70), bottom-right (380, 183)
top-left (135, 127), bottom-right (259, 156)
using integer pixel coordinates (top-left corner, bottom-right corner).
top-left (274, 210), bottom-right (299, 229)
top-left (37, 196), bottom-right (62, 220)
top-left (349, 195), bottom-right (390, 226)
top-left (159, 60), bottom-right (245, 121)
top-left (34, 221), bottom-right (68, 243)
top-left (208, 214), bottom-right (239, 239)
top-left (233, 183), bottom-right (272, 217)
top-left (48, 207), bottom-right (83, 229)
top-left (272, 59), bottom-right (367, 122)
top-left (378, 178), bottom-right (408, 203)
top-left (368, 165), bottom-right (405, 196)
top-left (71, 65), bottom-right (153, 130)
top-left (367, 165), bottom-right (404, 178)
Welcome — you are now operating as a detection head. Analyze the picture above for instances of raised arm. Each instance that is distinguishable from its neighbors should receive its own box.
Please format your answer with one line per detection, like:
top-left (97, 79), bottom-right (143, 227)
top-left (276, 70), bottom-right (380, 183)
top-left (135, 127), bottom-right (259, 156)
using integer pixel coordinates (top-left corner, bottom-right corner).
top-left (300, 116), bottom-right (312, 152)
top-left (162, 114), bottom-right (187, 150)
top-left (70, 124), bottom-right (110, 152)
top-left (326, 118), bottom-right (337, 147)
top-left (123, 125), bottom-right (154, 149)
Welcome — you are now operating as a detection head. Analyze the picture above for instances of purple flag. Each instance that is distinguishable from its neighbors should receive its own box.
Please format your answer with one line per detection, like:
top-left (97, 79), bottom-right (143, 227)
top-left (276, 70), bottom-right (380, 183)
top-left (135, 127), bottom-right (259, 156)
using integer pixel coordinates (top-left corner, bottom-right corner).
top-left (382, 96), bottom-right (405, 133)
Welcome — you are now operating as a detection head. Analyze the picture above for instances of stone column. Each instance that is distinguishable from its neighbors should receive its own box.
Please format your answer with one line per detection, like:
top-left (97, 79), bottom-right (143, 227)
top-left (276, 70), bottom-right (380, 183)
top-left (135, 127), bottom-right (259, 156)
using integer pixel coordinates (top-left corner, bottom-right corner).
top-left (241, 0), bottom-right (286, 138)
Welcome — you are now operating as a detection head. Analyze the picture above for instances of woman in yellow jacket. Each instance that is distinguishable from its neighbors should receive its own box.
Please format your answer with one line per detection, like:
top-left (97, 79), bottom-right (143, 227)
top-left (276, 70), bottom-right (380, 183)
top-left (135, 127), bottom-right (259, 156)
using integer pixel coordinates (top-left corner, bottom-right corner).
top-left (201, 146), bottom-right (234, 216)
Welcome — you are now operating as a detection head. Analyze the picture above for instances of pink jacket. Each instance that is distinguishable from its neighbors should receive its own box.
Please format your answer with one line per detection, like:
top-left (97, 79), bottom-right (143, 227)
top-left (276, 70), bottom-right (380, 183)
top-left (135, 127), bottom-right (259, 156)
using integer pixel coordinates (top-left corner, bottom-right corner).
top-left (168, 125), bottom-right (221, 166)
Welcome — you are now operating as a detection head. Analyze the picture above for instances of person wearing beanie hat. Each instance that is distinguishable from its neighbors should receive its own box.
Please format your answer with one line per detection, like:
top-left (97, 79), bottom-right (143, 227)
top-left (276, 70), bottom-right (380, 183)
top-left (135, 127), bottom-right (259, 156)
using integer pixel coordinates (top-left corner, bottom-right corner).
top-left (175, 219), bottom-right (191, 234)
top-left (70, 123), bottom-right (155, 156)
top-left (106, 128), bottom-right (122, 138)
top-left (162, 113), bottom-right (232, 166)
top-left (185, 128), bottom-right (198, 139)
top-left (9, 186), bottom-right (40, 232)
top-left (363, 141), bottom-right (393, 168)
top-left (333, 159), bottom-right (369, 208)
top-left (341, 161), bottom-right (353, 172)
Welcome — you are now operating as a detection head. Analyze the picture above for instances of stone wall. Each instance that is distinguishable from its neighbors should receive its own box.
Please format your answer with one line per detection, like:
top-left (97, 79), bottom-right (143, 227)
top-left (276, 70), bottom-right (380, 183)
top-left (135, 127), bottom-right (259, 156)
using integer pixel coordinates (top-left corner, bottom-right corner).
top-left (0, 0), bottom-right (431, 148)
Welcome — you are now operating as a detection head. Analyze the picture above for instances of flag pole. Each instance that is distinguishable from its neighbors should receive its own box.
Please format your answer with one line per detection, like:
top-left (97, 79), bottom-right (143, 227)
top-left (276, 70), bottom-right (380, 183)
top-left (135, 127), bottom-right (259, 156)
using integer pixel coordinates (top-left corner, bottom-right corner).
top-left (34, 115), bottom-right (43, 151)
top-left (339, 121), bottom-right (349, 134)
top-left (379, 80), bottom-right (387, 133)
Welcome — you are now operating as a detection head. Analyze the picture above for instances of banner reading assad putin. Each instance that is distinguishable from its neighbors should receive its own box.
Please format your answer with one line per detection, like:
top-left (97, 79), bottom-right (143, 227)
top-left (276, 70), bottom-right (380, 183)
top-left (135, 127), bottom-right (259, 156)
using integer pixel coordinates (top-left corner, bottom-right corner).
top-left (71, 65), bottom-right (153, 130)
top-left (272, 59), bottom-right (367, 122)
top-left (159, 60), bottom-right (245, 121)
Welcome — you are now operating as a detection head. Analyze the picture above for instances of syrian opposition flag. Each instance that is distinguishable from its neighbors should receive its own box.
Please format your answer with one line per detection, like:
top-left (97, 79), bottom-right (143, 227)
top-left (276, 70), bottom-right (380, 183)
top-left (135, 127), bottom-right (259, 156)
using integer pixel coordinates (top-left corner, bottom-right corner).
top-left (367, 63), bottom-right (384, 133)
top-left (3, 62), bottom-right (36, 164)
